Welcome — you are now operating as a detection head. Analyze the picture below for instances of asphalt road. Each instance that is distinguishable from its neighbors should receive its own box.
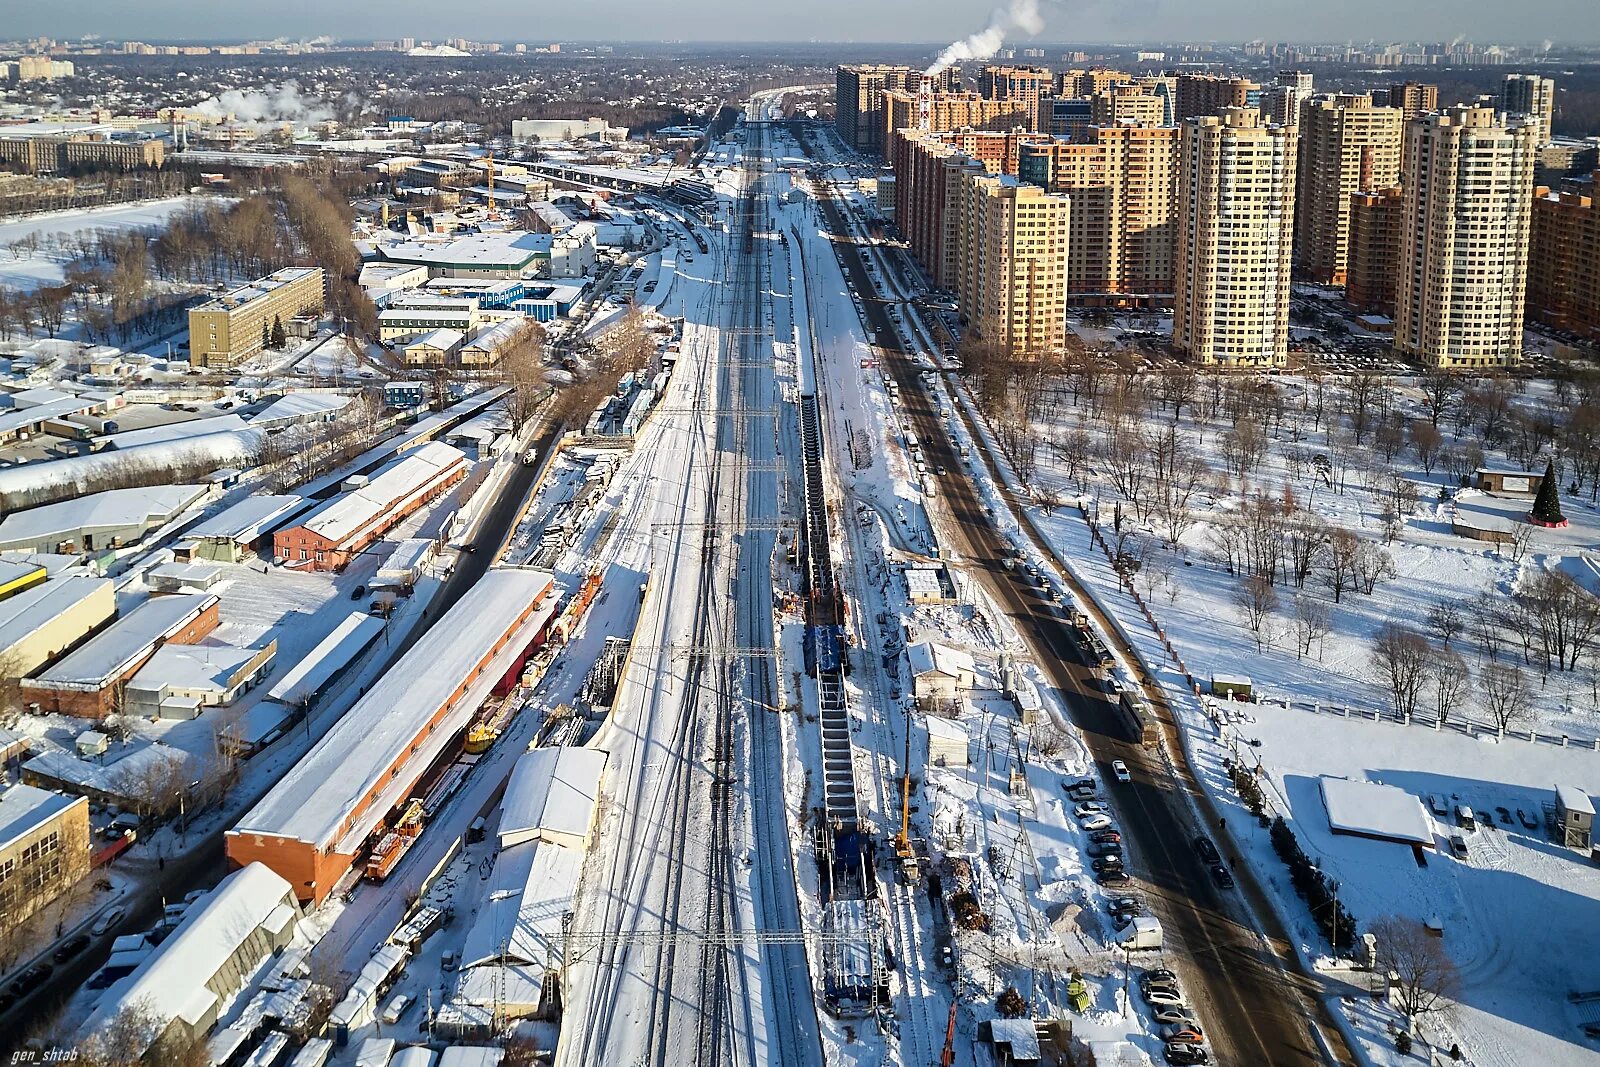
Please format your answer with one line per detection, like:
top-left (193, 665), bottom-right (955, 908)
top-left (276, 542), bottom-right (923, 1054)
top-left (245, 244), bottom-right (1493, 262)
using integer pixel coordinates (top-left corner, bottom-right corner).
top-left (0, 418), bottom-right (559, 1049)
top-left (798, 126), bottom-right (1351, 1067)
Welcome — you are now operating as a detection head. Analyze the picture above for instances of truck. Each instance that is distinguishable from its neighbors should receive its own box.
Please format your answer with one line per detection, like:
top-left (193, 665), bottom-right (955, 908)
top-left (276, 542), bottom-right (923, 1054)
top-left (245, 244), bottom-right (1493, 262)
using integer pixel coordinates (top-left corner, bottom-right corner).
top-left (1121, 915), bottom-right (1164, 950)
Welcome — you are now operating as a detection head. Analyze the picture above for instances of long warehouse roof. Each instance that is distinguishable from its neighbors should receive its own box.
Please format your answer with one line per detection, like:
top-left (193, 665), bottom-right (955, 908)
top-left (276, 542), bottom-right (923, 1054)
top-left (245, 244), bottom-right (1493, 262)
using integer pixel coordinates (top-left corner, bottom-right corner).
top-left (289, 441), bottom-right (464, 546)
top-left (232, 568), bottom-right (555, 853)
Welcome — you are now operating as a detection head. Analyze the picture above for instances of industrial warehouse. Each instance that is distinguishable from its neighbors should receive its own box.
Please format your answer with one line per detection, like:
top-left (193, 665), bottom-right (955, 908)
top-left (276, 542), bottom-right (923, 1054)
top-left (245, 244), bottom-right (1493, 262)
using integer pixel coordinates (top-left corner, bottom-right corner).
top-left (225, 568), bottom-right (559, 903)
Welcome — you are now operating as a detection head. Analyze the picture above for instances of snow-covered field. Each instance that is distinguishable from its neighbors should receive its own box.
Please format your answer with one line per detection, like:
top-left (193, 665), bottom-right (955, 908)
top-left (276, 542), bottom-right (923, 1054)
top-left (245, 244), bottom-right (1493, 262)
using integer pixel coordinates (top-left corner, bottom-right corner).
top-left (0, 196), bottom-right (214, 291)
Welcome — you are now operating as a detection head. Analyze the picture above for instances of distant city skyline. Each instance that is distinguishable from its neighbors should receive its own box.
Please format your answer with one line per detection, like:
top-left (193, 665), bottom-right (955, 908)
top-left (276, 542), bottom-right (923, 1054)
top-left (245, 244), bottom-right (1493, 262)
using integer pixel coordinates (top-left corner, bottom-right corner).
top-left (5, 0), bottom-right (1597, 48)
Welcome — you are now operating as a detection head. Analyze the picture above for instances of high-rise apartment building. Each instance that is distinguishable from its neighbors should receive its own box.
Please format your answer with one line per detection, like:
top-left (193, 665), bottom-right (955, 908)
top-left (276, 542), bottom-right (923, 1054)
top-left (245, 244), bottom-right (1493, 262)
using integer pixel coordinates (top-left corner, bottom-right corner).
top-left (1057, 68), bottom-right (1131, 97)
top-left (1174, 109), bottom-right (1297, 366)
top-left (1394, 106), bottom-right (1539, 369)
top-left (979, 65), bottom-right (1052, 114)
top-left (1294, 94), bottom-right (1403, 284)
top-left (1346, 187), bottom-right (1405, 317)
top-left (1090, 86), bottom-right (1167, 128)
top-left (952, 173), bottom-right (1070, 357)
top-left (1379, 82), bottom-right (1438, 123)
top-left (1174, 74), bottom-right (1258, 122)
top-left (882, 90), bottom-right (1033, 157)
top-left (1261, 70), bottom-right (1315, 125)
top-left (834, 65), bottom-right (959, 155)
top-left (1017, 126), bottom-right (1181, 305)
top-left (1528, 181), bottom-right (1600, 341)
top-left (1503, 73), bottom-right (1556, 144)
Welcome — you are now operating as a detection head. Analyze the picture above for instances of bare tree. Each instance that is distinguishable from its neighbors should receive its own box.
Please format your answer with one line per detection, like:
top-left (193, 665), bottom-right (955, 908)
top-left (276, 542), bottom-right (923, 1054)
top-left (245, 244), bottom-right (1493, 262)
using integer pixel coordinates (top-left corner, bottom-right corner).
top-left (1426, 600), bottom-right (1466, 649)
top-left (1372, 623), bottom-right (1430, 717)
top-left (1369, 915), bottom-right (1460, 1023)
top-left (1354, 541), bottom-right (1397, 595)
top-left (1233, 575), bottom-right (1280, 650)
top-left (497, 321), bottom-right (549, 434)
top-left (1290, 595), bottom-right (1333, 660)
top-left (1321, 528), bottom-right (1361, 604)
top-left (1429, 647), bottom-right (1471, 724)
top-left (1409, 420), bottom-right (1444, 476)
top-left (1479, 661), bottom-right (1534, 732)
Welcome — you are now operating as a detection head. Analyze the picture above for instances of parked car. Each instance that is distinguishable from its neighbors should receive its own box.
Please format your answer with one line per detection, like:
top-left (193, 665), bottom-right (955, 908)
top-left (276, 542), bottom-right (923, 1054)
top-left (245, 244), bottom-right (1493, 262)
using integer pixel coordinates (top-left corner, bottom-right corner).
top-left (1091, 854), bottom-right (1124, 873)
top-left (1111, 760), bottom-right (1132, 783)
top-left (1064, 778), bottom-right (1097, 797)
top-left (1143, 986), bottom-right (1186, 1008)
top-left (52, 934), bottom-right (91, 963)
top-left (1192, 837), bottom-right (1220, 865)
top-left (1107, 896), bottom-right (1143, 918)
top-left (1090, 829), bottom-right (1122, 845)
top-left (1075, 801), bottom-right (1112, 819)
top-left (1080, 814), bottom-right (1113, 832)
top-left (1448, 834), bottom-right (1469, 859)
top-left (1210, 864), bottom-right (1235, 890)
top-left (1087, 840), bottom-right (1122, 858)
top-left (379, 992), bottom-right (412, 1025)
top-left (1164, 1042), bottom-right (1210, 1065)
top-left (1096, 868), bottom-right (1131, 886)
top-left (1160, 1022), bottom-right (1205, 1043)
top-left (350, 584), bottom-right (366, 600)
top-left (1140, 968), bottom-right (1178, 987)
top-left (1153, 1007), bottom-right (1201, 1027)
top-left (91, 907), bottom-right (125, 937)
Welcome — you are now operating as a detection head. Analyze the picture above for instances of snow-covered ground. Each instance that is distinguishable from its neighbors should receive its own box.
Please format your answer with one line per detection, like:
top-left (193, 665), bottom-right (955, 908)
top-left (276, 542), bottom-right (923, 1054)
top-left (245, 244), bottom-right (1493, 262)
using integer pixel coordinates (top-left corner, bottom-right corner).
top-left (0, 196), bottom-right (216, 292)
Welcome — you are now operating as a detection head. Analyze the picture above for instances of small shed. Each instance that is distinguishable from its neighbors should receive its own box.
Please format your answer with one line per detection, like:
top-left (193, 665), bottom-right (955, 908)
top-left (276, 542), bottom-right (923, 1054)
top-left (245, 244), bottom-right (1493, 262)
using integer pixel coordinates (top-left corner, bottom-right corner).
top-left (907, 641), bottom-right (976, 705)
top-left (924, 714), bottom-right (968, 768)
top-left (1555, 783), bottom-right (1594, 850)
top-left (148, 562), bottom-right (224, 594)
top-left (1209, 673), bottom-right (1253, 701)
top-left (1475, 468), bottom-right (1543, 496)
top-left (76, 730), bottom-right (109, 758)
top-left (986, 1018), bottom-right (1042, 1064)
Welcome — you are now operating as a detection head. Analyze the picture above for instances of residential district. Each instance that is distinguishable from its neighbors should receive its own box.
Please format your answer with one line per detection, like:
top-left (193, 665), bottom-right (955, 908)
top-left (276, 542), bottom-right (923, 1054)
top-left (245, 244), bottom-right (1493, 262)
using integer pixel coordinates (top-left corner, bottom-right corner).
top-left (0, 11), bottom-right (1596, 1067)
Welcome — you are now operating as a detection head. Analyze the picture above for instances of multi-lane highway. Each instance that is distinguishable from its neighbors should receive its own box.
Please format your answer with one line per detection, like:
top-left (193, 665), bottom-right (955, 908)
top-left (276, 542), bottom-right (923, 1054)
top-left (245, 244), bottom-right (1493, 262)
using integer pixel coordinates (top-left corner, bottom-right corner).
top-left (796, 123), bottom-right (1354, 1067)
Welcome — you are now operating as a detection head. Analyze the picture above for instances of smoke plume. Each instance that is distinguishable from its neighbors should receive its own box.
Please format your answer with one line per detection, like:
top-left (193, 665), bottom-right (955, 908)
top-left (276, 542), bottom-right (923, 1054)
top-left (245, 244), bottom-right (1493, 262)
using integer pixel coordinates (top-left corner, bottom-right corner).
top-left (926, 0), bottom-right (1047, 76)
top-left (193, 81), bottom-right (333, 124)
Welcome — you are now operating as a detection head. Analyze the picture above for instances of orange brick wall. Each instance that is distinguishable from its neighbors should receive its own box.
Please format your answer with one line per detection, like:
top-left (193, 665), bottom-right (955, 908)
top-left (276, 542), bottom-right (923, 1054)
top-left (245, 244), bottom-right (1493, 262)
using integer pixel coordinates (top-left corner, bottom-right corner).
top-left (25, 601), bottom-right (221, 720)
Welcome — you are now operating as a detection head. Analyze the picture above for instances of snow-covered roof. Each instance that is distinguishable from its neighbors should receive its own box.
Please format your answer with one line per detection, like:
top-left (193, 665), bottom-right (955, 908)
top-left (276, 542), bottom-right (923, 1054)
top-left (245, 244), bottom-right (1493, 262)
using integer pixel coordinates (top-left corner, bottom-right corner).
top-left (22, 741), bottom-right (185, 801)
top-left (988, 1018), bottom-right (1041, 1060)
top-left (0, 431), bottom-right (264, 503)
top-left (497, 746), bottom-right (607, 849)
top-left (0, 484), bottom-right (207, 549)
top-left (0, 396), bottom-right (97, 436)
top-left (1556, 783), bottom-right (1595, 816)
top-left (82, 863), bottom-right (298, 1053)
top-left (250, 392), bottom-right (352, 426)
top-left (406, 328), bottom-right (465, 351)
top-left (924, 715), bottom-right (968, 746)
top-left (188, 495), bottom-right (306, 542)
top-left (0, 783), bottom-right (82, 852)
top-left (391, 1049), bottom-right (435, 1067)
top-left (437, 1049), bottom-right (503, 1067)
top-left (127, 642), bottom-right (270, 696)
top-left (0, 575), bottom-right (111, 652)
top-left (290, 442), bottom-right (466, 548)
top-left (265, 611), bottom-right (385, 707)
top-left (907, 640), bottom-right (976, 681)
top-left (103, 414), bottom-right (250, 450)
top-left (148, 561), bottom-right (223, 587)
top-left (461, 318), bottom-right (532, 354)
top-left (377, 231), bottom-right (551, 270)
top-left (458, 839), bottom-right (583, 971)
top-left (1319, 777), bottom-right (1434, 846)
top-left (234, 569), bottom-right (556, 853)
top-left (28, 593), bottom-right (218, 689)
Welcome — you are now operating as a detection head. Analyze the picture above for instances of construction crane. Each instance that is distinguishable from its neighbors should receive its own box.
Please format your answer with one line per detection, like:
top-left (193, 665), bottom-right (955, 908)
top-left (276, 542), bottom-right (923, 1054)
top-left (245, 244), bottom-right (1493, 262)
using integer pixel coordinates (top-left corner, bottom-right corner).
top-left (486, 151), bottom-right (497, 215)
top-left (893, 705), bottom-right (919, 882)
top-left (941, 1001), bottom-right (958, 1066)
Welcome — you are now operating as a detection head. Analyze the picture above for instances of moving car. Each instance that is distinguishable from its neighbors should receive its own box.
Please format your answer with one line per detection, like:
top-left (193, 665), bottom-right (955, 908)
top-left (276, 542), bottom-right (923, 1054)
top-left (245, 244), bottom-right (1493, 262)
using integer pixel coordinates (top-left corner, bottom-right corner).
top-left (1192, 836), bottom-right (1221, 865)
top-left (1210, 864), bottom-right (1235, 890)
top-left (91, 907), bottom-right (126, 937)
top-left (1111, 760), bottom-right (1132, 783)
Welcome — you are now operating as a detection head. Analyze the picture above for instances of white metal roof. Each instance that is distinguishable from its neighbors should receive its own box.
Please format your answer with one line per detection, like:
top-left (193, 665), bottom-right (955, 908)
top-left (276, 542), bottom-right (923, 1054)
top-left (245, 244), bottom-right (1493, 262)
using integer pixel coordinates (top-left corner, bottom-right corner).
top-left (265, 611), bottom-right (385, 706)
top-left (907, 640), bottom-right (975, 681)
top-left (497, 746), bottom-right (607, 849)
top-left (0, 783), bottom-right (82, 852)
top-left (458, 839), bottom-right (583, 970)
top-left (406, 328), bottom-right (465, 351)
top-left (232, 569), bottom-right (555, 852)
top-left (127, 642), bottom-right (270, 695)
top-left (188, 495), bottom-right (306, 542)
top-left (250, 392), bottom-right (352, 426)
top-left (291, 442), bottom-right (465, 547)
top-left (0, 575), bottom-right (111, 653)
top-left (1556, 783), bottom-right (1595, 816)
top-left (81, 863), bottom-right (298, 1053)
top-left (29, 592), bottom-right (218, 689)
top-left (1319, 777), bottom-right (1434, 846)
top-left (0, 484), bottom-right (207, 548)
top-left (378, 231), bottom-right (551, 269)
top-left (104, 414), bottom-right (252, 450)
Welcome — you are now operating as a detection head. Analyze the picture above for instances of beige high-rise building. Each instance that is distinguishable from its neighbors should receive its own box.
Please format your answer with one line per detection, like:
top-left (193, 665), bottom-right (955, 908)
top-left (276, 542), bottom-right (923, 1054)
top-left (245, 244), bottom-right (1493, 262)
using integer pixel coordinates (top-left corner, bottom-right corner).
top-left (1261, 70), bottom-right (1314, 126)
top-left (1381, 82), bottom-right (1438, 123)
top-left (882, 90), bottom-right (1033, 155)
top-left (1294, 94), bottom-right (1403, 284)
top-left (951, 172), bottom-right (1070, 357)
top-left (1058, 68), bottom-right (1132, 97)
top-left (1394, 106), bottom-right (1539, 369)
top-left (835, 65), bottom-right (959, 155)
top-left (1017, 125), bottom-right (1181, 305)
top-left (1090, 86), bottom-right (1167, 128)
top-left (1503, 73), bottom-right (1556, 144)
top-left (1174, 109), bottom-right (1297, 366)
top-left (979, 65), bottom-right (1052, 114)
top-left (1175, 74), bottom-right (1258, 122)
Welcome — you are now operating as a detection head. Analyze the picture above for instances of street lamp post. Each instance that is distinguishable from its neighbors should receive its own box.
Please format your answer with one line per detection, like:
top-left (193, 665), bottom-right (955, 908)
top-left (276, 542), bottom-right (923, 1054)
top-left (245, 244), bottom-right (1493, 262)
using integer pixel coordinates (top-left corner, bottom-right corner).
top-left (177, 779), bottom-right (200, 844)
